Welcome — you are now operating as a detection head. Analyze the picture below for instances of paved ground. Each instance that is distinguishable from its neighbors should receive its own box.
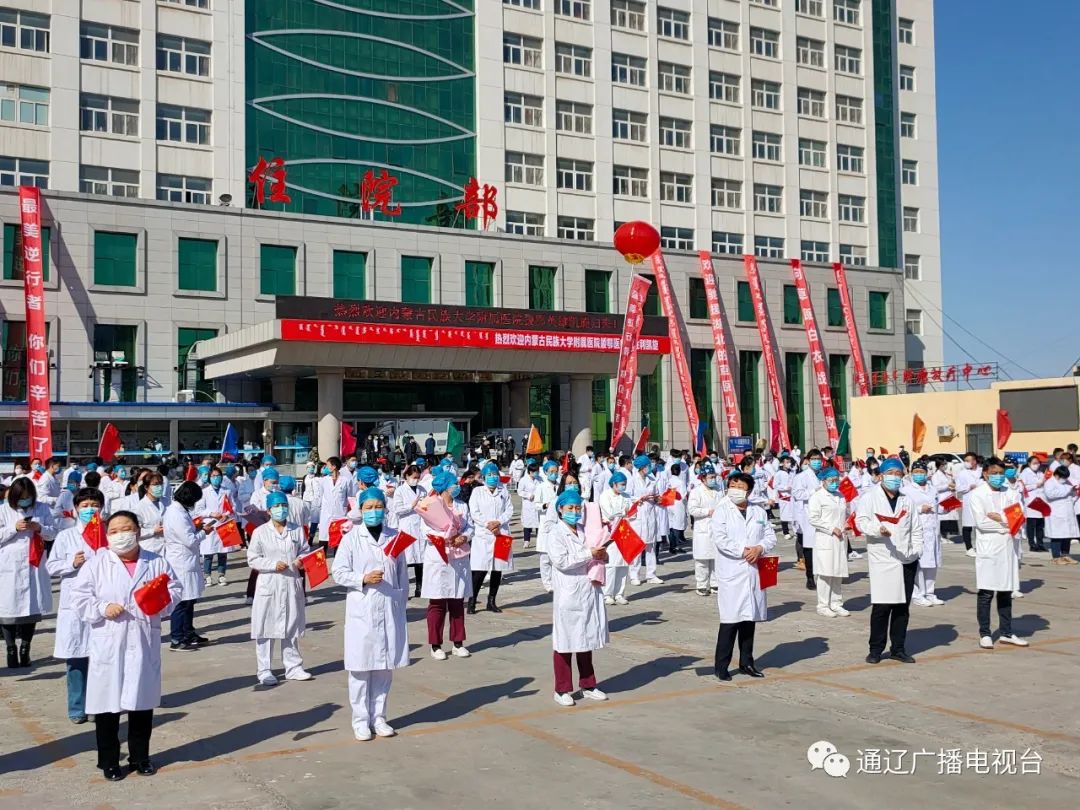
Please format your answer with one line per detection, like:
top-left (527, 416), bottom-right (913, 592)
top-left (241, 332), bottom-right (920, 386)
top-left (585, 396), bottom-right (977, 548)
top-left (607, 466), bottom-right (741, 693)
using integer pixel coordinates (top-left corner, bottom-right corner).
top-left (2, 513), bottom-right (1079, 809)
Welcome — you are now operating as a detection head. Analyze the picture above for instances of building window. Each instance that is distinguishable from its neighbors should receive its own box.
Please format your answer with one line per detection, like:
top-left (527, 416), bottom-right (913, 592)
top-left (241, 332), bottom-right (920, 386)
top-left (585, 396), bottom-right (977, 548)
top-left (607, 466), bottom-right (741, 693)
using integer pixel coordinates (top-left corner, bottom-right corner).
top-left (752, 131), bottom-right (782, 161)
top-left (640, 364), bottom-right (664, 444)
top-left (900, 112), bottom-right (916, 138)
top-left (555, 0), bottom-right (591, 21)
top-left (905, 308), bottom-right (922, 336)
top-left (79, 22), bottom-right (137, 65)
top-left (751, 80), bottom-right (781, 110)
top-left (529, 265), bottom-right (557, 309)
top-left (556, 158), bottom-right (593, 192)
top-left (713, 231), bottom-right (743, 255)
top-left (835, 94), bottom-right (863, 124)
top-left (868, 290), bottom-right (889, 329)
top-left (259, 244), bottom-right (296, 296)
top-left (838, 194), bottom-right (865, 224)
top-left (901, 159), bottom-right (918, 185)
top-left (826, 288), bottom-right (844, 326)
top-left (612, 108), bottom-right (648, 142)
top-left (505, 151), bottom-right (544, 186)
top-left (640, 276), bottom-right (661, 315)
top-left (333, 250), bottom-right (366, 301)
top-left (162, 0), bottom-right (211, 7)
top-left (660, 227), bottom-right (693, 251)
top-left (903, 206), bottom-right (919, 232)
top-left (157, 173), bottom-right (211, 204)
top-left (0, 83), bottom-right (48, 126)
top-left (611, 0), bottom-right (645, 32)
top-left (659, 172), bottom-right (692, 203)
top-left (80, 165), bottom-right (139, 197)
top-left (613, 165), bottom-right (648, 197)
top-left (464, 260), bottom-right (494, 307)
top-left (785, 352), bottom-right (806, 447)
top-left (0, 155), bottom-right (48, 188)
top-left (94, 324), bottom-right (138, 402)
top-left (506, 211), bottom-right (544, 235)
top-left (738, 350), bottom-right (760, 432)
top-left (555, 100), bottom-right (592, 134)
top-left (797, 87), bottom-right (826, 118)
top-left (750, 0), bottom-right (778, 6)
top-left (659, 117), bottom-right (692, 149)
top-left (503, 33), bottom-right (543, 68)
top-left (711, 178), bottom-right (741, 209)
top-left (658, 62), bottom-right (691, 94)
top-left (834, 45), bottom-right (862, 75)
top-left (754, 236), bottom-right (784, 258)
top-left (505, 0), bottom-right (541, 8)
top-left (736, 281), bottom-right (754, 321)
top-left (899, 65), bottom-right (916, 91)
top-left (796, 0), bottom-right (823, 17)
top-left (585, 269), bottom-right (610, 313)
top-left (177, 237), bottom-right (217, 292)
top-left (870, 355), bottom-right (890, 395)
top-left (833, 0), bottom-right (861, 26)
top-left (796, 37), bottom-right (825, 68)
top-left (708, 71), bottom-right (740, 103)
top-left (709, 124), bottom-right (740, 155)
top-left (177, 326), bottom-right (217, 396)
top-left (753, 184), bottom-right (783, 214)
top-left (904, 254), bottom-right (921, 280)
top-left (898, 17), bottom-right (914, 45)
top-left (839, 244), bottom-right (866, 266)
top-left (611, 53), bottom-right (647, 86)
top-left (79, 94), bottom-right (139, 136)
top-left (708, 18), bottom-right (739, 50)
top-left (836, 144), bottom-right (864, 173)
top-left (688, 278), bottom-right (708, 319)
top-left (156, 34), bottom-right (210, 77)
top-left (783, 285), bottom-right (802, 325)
top-left (750, 27), bottom-right (780, 59)
top-left (799, 190), bottom-right (828, 219)
top-left (799, 138), bottom-right (827, 168)
top-left (94, 231), bottom-right (138, 287)
top-left (657, 7), bottom-right (689, 40)
top-left (557, 217), bottom-right (594, 241)
top-left (829, 354), bottom-right (848, 425)
top-left (504, 93), bottom-right (544, 127)
top-left (3, 222), bottom-right (50, 281)
top-left (156, 104), bottom-right (210, 145)
top-left (0, 8), bottom-right (49, 52)
top-left (400, 256), bottom-right (432, 303)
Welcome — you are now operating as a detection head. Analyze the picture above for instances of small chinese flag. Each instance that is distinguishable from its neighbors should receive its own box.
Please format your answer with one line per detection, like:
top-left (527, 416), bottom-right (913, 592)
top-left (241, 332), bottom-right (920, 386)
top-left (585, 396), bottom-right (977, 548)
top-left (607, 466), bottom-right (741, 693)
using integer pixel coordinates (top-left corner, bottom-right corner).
top-left (560, 453), bottom-right (571, 474)
top-left (879, 447), bottom-right (889, 456)
top-left (426, 534), bottom-right (449, 564)
top-left (133, 573), bottom-right (173, 617)
top-left (500, 475), bottom-right (511, 484)
top-left (656, 488), bottom-right (682, 507)
top-left (31, 469), bottom-right (42, 481)
top-left (82, 514), bottom-right (107, 551)
top-left (493, 533), bottom-right (513, 562)
top-left (221, 495), bottom-right (234, 515)
top-left (626, 498), bottom-right (642, 519)
top-left (299, 548), bottom-right (329, 588)
top-left (875, 510), bottom-right (908, 525)
top-left (1004, 503), bottom-right (1025, 535)
top-left (28, 532), bottom-right (45, 567)
top-left (1026, 497), bottom-right (1051, 518)
top-left (98, 422), bottom-right (122, 463)
top-left (609, 519), bottom-right (645, 564)
top-left (757, 555), bottom-right (779, 589)
top-left (938, 495), bottom-right (962, 513)
top-left (327, 517), bottom-right (352, 549)
top-left (216, 519), bottom-right (243, 548)
top-left (838, 477), bottom-right (859, 503)
top-left (383, 530), bottom-right (418, 560)
top-left (846, 513), bottom-right (862, 537)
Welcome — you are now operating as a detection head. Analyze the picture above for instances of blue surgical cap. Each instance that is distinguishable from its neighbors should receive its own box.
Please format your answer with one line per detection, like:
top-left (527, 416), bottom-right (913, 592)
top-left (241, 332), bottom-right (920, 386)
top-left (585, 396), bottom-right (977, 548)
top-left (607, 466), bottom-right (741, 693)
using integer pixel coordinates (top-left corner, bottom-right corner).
top-left (609, 471), bottom-right (627, 486)
top-left (482, 462), bottom-right (499, 477)
top-left (262, 455), bottom-right (277, 465)
top-left (266, 491), bottom-right (288, 508)
top-left (357, 466), bottom-right (379, 485)
top-left (542, 460), bottom-right (559, 472)
top-left (556, 488), bottom-right (583, 510)
top-left (432, 470), bottom-right (457, 493)
top-left (818, 467), bottom-right (840, 480)
top-left (279, 474), bottom-right (297, 493)
top-left (633, 455), bottom-right (651, 469)
top-left (359, 487), bottom-right (386, 506)
top-left (880, 458), bottom-right (905, 474)
top-left (261, 467), bottom-right (280, 481)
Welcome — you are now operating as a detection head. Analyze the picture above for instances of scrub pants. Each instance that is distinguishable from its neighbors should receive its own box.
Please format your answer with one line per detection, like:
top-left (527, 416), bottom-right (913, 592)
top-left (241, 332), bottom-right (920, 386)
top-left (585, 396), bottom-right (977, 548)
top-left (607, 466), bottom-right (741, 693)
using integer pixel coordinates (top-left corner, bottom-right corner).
top-left (914, 567), bottom-right (938, 599)
top-left (602, 565), bottom-right (628, 599)
top-left (553, 651), bottom-right (596, 694)
top-left (694, 559), bottom-right (717, 591)
top-left (348, 670), bottom-right (393, 730)
top-left (67, 657), bottom-right (89, 719)
top-left (255, 637), bottom-right (305, 679)
top-left (816, 575), bottom-right (843, 611)
top-left (629, 544), bottom-right (658, 581)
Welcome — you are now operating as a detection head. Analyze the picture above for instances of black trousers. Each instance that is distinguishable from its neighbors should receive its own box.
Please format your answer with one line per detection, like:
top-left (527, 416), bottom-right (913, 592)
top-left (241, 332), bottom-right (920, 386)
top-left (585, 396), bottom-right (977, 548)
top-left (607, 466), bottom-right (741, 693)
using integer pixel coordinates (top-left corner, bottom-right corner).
top-left (0, 622), bottom-right (35, 648)
top-left (1024, 517), bottom-right (1045, 548)
top-left (714, 621), bottom-right (756, 674)
top-left (471, 570), bottom-right (502, 602)
top-left (410, 564), bottom-right (424, 596)
top-left (795, 534), bottom-right (804, 561)
top-left (977, 590), bottom-right (1013, 638)
top-left (803, 547), bottom-right (815, 586)
top-left (868, 561), bottom-right (919, 655)
top-left (962, 526), bottom-right (973, 550)
top-left (95, 709), bottom-right (153, 769)
top-left (523, 527), bottom-right (533, 545)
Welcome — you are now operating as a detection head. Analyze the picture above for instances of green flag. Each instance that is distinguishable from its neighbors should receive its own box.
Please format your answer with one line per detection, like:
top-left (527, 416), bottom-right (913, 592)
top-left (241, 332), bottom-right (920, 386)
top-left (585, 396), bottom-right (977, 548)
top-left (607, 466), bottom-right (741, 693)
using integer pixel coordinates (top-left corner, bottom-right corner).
top-left (446, 421), bottom-right (464, 462)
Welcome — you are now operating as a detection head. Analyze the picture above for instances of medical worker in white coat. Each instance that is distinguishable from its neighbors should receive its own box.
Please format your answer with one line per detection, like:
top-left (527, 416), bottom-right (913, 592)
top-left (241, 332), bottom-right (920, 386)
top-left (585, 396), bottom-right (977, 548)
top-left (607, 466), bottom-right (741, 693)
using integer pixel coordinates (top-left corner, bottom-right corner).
top-left (532, 461), bottom-right (560, 591)
top-left (667, 462), bottom-right (688, 553)
top-left (598, 471), bottom-right (632, 605)
top-left (71, 510), bottom-right (182, 781)
top-left (163, 480), bottom-right (210, 651)
top-left (421, 470), bottom-right (473, 660)
top-left (318, 457), bottom-right (358, 551)
top-left (392, 464), bottom-right (428, 598)
top-left (548, 488), bottom-right (609, 707)
top-left (855, 458), bottom-right (923, 665)
top-left (902, 461), bottom-right (946, 606)
top-left (0, 477), bottom-right (54, 669)
top-left (197, 466), bottom-right (232, 587)
top-left (135, 473), bottom-right (168, 553)
top-left (578, 448), bottom-right (597, 502)
top-left (247, 491), bottom-right (312, 685)
top-left (774, 457), bottom-right (795, 538)
top-left (517, 462), bottom-right (541, 547)
top-left (1018, 456), bottom-right (1049, 552)
top-left (807, 467), bottom-right (850, 617)
top-left (688, 463), bottom-right (722, 596)
top-left (1043, 465), bottom-right (1077, 565)
top-left (626, 455), bottom-right (661, 585)
top-left (331, 488), bottom-right (409, 741)
top-left (468, 462), bottom-right (514, 614)
top-left (955, 452), bottom-right (983, 556)
top-left (711, 472), bottom-right (776, 681)
top-left (791, 451), bottom-right (823, 589)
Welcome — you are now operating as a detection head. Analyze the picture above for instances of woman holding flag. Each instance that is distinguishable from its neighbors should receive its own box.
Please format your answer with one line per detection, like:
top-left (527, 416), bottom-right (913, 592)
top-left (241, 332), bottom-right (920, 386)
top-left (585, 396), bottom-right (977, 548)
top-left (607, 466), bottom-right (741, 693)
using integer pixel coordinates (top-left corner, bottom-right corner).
top-left (163, 481), bottom-right (211, 652)
top-left (198, 465), bottom-right (233, 587)
top-left (468, 462), bottom-right (514, 614)
top-left (421, 470), bottom-right (473, 660)
top-left (0, 477), bottom-right (54, 669)
top-left (902, 461), bottom-right (946, 606)
top-left (599, 471), bottom-right (632, 605)
top-left (807, 467), bottom-right (850, 618)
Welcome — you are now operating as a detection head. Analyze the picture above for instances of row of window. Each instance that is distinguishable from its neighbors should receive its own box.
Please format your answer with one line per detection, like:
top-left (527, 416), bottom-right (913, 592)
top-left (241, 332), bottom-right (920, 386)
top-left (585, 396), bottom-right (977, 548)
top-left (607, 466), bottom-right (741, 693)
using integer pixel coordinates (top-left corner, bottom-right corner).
top-left (0, 155), bottom-right (212, 203)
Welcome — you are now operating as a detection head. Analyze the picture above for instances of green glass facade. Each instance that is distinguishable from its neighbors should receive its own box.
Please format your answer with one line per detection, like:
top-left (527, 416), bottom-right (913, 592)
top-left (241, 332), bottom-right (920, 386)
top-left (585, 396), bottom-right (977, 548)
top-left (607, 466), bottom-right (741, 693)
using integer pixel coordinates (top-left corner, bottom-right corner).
top-left (465, 260), bottom-right (493, 307)
top-left (872, 0), bottom-right (899, 268)
top-left (246, 0), bottom-right (476, 225)
top-left (94, 231), bottom-right (137, 287)
top-left (333, 250), bottom-right (367, 300)
top-left (178, 237), bottom-right (218, 292)
top-left (641, 365), bottom-right (663, 446)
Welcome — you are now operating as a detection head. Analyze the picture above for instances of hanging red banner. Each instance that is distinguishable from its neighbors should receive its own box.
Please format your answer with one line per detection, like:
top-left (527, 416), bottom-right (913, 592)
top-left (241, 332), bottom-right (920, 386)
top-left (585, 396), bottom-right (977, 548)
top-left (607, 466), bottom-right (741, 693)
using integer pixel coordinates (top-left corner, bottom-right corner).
top-left (790, 260), bottom-right (840, 447)
top-left (650, 250), bottom-right (700, 450)
top-left (18, 186), bottom-right (52, 459)
top-left (610, 274), bottom-right (653, 451)
top-left (831, 262), bottom-right (870, 397)
top-left (697, 251), bottom-right (740, 439)
top-left (742, 255), bottom-right (790, 451)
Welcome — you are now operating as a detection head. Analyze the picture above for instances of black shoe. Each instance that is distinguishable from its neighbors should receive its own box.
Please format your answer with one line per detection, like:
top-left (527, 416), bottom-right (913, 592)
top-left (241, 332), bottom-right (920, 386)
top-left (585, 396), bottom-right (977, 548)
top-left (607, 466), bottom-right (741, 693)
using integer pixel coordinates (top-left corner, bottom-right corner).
top-left (865, 653), bottom-right (882, 664)
top-left (1035, 544), bottom-right (1048, 552)
top-left (170, 641), bottom-right (197, 652)
top-left (890, 651), bottom-right (916, 664)
top-left (714, 670), bottom-right (732, 682)
top-left (466, 599), bottom-right (477, 615)
top-left (103, 765), bottom-right (126, 782)
top-left (738, 665), bottom-right (765, 678)
top-left (805, 581), bottom-right (815, 591)
top-left (187, 634), bottom-right (209, 645)
top-left (1028, 544), bottom-right (1039, 552)
top-left (17, 643), bottom-right (30, 668)
top-left (4, 647), bottom-right (16, 669)
top-left (129, 759), bottom-right (156, 776)
top-left (486, 600), bottom-right (502, 614)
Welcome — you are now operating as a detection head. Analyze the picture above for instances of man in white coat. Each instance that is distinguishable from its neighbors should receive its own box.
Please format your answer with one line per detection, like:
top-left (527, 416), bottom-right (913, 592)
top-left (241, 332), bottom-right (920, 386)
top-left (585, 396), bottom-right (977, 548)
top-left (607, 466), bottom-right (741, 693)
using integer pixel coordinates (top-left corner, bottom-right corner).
top-left (1018, 455), bottom-right (1048, 552)
top-left (163, 481), bottom-right (210, 651)
top-left (970, 459), bottom-right (1029, 649)
top-left (626, 455), bottom-right (661, 585)
top-left (711, 472), bottom-right (776, 680)
top-left (688, 463), bottom-right (722, 596)
top-left (855, 458), bottom-right (923, 665)
top-left (517, 462), bottom-right (541, 547)
top-left (792, 450), bottom-right (824, 590)
top-left (902, 461), bottom-right (946, 606)
top-left (468, 462), bottom-right (514, 613)
top-left (331, 488), bottom-right (409, 741)
top-left (955, 452), bottom-right (983, 557)
top-left (577, 447), bottom-right (597, 502)
top-left (807, 468), bottom-right (850, 618)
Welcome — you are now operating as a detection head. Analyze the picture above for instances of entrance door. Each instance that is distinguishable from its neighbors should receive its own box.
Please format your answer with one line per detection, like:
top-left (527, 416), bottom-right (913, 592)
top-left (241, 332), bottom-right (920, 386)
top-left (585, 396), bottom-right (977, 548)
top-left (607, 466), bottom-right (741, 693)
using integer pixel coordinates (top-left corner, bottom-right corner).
top-left (965, 423), bottom-right (993, 457)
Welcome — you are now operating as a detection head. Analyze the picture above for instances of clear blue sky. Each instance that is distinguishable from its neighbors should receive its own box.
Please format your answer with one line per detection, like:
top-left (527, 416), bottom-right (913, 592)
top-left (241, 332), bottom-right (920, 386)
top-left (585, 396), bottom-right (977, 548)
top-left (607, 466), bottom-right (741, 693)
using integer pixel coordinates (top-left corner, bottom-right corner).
top-left (935, 0), bottom-right (1080, 379)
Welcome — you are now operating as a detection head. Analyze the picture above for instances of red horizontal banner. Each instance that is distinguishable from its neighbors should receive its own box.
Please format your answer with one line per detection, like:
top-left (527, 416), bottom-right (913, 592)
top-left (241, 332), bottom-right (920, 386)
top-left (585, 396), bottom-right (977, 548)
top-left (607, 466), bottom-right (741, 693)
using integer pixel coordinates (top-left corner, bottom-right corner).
top-left (280, 320), bottom-right (670, 355)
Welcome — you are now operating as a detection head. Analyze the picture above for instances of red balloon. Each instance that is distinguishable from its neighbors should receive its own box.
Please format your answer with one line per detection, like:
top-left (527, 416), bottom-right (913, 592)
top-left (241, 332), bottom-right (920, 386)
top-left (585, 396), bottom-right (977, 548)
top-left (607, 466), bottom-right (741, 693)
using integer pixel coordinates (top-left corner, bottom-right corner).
top-left (613, 221), bottom-right (660, 265)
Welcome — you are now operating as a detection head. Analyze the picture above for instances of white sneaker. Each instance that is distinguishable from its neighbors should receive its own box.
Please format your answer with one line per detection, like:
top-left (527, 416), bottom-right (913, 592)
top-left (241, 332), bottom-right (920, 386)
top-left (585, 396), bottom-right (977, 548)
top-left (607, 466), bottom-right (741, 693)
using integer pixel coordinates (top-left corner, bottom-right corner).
top-left (353, 724), bottom-right (373, 741)
top-left (430, 647), bottom-right (448, 661)
top-left (244, 597), bottom-right (254, 606)
top-left (646, 577), bottom-right (663, 585)
top-left (832, 606), bottom-right (851, 617)
top-left (451, 645), bottom-right (471, 658)
top-left (581, 688), bottom-right (608, 701)
top-left (287, 669), bottom-right (313, 681)
top-left (373, 718), bottom-right (396, 737)
top-left (258, 673), bottom-right (279, 686)
top-left (816, 607), bottom-right (838, 618)
top-left (604, 596), bottom-right (615, 606)
top-left (999, 634), bottom-right (1029, 647)
top-left (553, 692), bottom-right (575, 707)
top-left (218, 575), bottom-right (228, 586)
top-left (204, 574), bottom-right (213, 587)
top-left (1011, 591), bottom-right (1024, 599)
top-left (911, 597), bottom-right (932, 607)
top-left (979, 636), bottom-right (994, 649)
top-left (928, 595), bottom-right (946, 606)
top-left (848, 551), bottom-right (863, 560)
top-left (966, 549), bottom-right (977, 558)
top-left (614, 595), bottom-right (629, 605)
top-left (630, 579), bottom-right (642, 586)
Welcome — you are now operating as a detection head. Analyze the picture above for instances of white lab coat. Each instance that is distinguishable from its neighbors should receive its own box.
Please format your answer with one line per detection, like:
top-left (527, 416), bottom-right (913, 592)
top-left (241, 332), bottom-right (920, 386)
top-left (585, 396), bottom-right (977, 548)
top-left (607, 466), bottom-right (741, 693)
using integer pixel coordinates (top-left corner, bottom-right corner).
top-left (162, 501), bottom-right (207, 601)
top-left (577, 456), bottom-right (597, 499)
top-left (517, 475), bottom-right (540, 530)
top-left (592, 467), bottom-right (612, 503)
top-left (391, 482), bottom-right (428, 565)
top-left (509, 458), bottom-right (526, 486)
top-left (235, 476), bottom-right (255, 511)
top-left (46, 525), bottom-right (103, 658)
top-left (774, 469), bottom-right (794, 522)
top-left (302, 473), bottom-right (322, 525)
top-left (791, 468), bottom-right (819, 547)
top-left (134, 496), bottom-right (167, 553)
top-left (71, 548), bottom-right (182, 714)
top-left (1018, 467), bottom-right (1047, 519)
top-left (667, 476), bottom-right (688, 532)
top-left (548, 520), bottom-right (609, 653)
top-left (533, 480), bottom-right (558, 554)
top-left (954, 467), bottom-right (982, 527)
top-left (855, 486), bottom-right (924, 604)
top-left (807, 487), bottom-right (849, 578)
top-left (247, 521), bottom-right (308, 640)
top-left (1070, 464), bottom-right (1080, 516)
top-left (54, 489), bottom-right (77, 532)
top-left (711, 500), bottom-right (777, 623)
top-left (34, 470), bottom-right (61, 507)
top-left (468, 484), bottom-right (514, 572)
top-left (688, 485), bottom-right (721, 561)
top-left (969, 482), bottom-right (1021, 592)
top-left (332, 524), bottom-right (410, 672)
top-left (286, 494), bottom-right (311, 538)
top-left (625, 470), bottom-right (658, 544)
top-left (1043, 478), bottom-right (1077, 539)
top-left (598, 486), bottom-right (631, 566)
top-left (318, 473), bottom-right (358, 543)
top-left (420, 500), bottom-right (473, 600)
top-left (196, 485), bottom-right (232, 555)
top-left (900, 480), bottom-right (942, 568)
top-left (0, 502), bottom-right (54, 619)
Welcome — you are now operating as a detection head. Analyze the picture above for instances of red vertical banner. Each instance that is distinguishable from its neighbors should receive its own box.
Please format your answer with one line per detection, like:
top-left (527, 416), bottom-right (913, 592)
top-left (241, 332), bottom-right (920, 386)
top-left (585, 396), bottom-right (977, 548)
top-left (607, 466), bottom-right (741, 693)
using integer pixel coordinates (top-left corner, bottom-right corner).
top-left (697, 251), bottom-right (741, 439)
top-left (742, 255), bottom-right (790, 451)
top-left (610, 274), bottom-right (653, 451)
top-left (831, 262), bottom-right (870, 397)
top-left (790, 260), bottom-right (840, 447)
top-left (650, 250), bottom-right (700, 449)
top-left (18, 187), bottom-right (52, 459)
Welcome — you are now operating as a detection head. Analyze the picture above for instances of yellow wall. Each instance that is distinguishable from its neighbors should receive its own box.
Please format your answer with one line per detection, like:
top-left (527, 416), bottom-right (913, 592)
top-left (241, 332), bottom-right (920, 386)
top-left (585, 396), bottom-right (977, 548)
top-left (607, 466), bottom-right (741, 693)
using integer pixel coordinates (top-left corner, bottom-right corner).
top-left (849, 377), bottom-right (1080, 455)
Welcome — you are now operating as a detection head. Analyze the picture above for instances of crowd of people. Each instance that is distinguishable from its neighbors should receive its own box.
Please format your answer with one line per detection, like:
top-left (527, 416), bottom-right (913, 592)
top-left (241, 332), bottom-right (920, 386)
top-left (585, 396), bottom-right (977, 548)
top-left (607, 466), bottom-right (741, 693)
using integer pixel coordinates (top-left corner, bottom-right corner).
top-left (1, 441), bottom-right (1076, 780)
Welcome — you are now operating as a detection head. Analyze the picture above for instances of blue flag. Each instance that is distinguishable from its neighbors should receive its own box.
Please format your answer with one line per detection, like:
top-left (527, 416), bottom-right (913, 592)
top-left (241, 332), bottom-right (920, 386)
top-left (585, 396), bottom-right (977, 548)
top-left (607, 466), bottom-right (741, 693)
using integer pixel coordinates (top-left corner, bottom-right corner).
top-left (221, 423), bottom-right (239, 462)
top-left (695, 420), bottom-right (708, 456)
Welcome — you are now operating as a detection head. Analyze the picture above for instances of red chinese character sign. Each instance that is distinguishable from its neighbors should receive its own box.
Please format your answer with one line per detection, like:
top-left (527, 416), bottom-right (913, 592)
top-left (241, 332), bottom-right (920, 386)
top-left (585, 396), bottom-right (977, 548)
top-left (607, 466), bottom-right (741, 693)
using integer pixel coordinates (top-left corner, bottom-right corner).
top-left (18, 187), bottom-right (52, 458)
top-left (248, 156), bottom-right (291, 205)
top-left (455, 177), bottom-right (498, 229)
top-left (743, 255), bottom-right (790, 451)
top-left (831, 262), bottom-right (870, 397)
top-left (360, 169), bottom-right (402, 217)
top-left (610, 274), bottom-right (654, 451)
top-left (790, 260), bottom-right (840, 447)
top-left (869, 364), bottom-right (997, 389)
top-left (697, 251), bottom-right (741, 440)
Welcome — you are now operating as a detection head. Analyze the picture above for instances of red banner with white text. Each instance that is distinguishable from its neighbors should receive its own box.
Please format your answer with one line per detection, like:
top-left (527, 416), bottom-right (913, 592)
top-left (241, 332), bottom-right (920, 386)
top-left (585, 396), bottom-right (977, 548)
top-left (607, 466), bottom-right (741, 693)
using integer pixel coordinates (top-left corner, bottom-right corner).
top-left (697, 251), bottom-right (740, 440)
top-left (610, 274), bottom-right (653, 451)
top-left (650, 250), bottom-right (701, 451)
top-left (831, 262), bottom-right (870, 397)
top-left (790, 260), bottom-right (840, 447)
top-left (742, 255), bottom-right (790, 451)
top-left (18, 187), bottom-right (52, 459)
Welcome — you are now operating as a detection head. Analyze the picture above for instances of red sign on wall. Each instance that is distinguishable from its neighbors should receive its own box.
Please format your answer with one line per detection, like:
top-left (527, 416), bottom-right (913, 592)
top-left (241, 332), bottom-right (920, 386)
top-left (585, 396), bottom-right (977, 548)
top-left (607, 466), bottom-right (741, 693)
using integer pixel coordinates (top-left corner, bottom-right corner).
top-left (18, 186), bottom-right (52, 459)
top-left (455, 177), bottom-right (498, 228)
top-left (248, 156), bottom-right (291, 204)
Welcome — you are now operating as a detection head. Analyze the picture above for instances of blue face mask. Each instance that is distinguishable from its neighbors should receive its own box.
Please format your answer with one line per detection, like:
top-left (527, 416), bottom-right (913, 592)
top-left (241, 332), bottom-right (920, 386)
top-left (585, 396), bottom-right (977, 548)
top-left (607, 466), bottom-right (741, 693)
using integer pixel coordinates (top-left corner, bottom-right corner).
top-left (1004, 469), bottom-right (1017, 480)
top-left (614, 484), bottom-right (626, 494)
top-left (825, 480), bottom-right (839, 493)
top-left (150, 484), bottom-right (164, 498)
top-left (449, 485), bottom-right (461, 499)
top-left (321, 466), bottom-right (331, 476)
top-left (707, 479), bottom-right (721, 490)
top-left (546, 472), bottom-right (558, 482)
top-left (912, 473), bottom-right (928, 485)
top-left (210, 475), bottom-right (222, 488)
top-left (118, 469), bottom-right (129, 480)
top-left (248, 470), bottom-right (257, 479)
top-left (17, 498), bottom-right (33, 509)
top-left (78, 506), bottom-right (100, 523)
top-left (65, 483), bottom-right (78, 493)
top-left (883, 475), bottom-right (902, 492)
top-left (561, 510), bottom-right (580, 526)
top-left (363, 509), bottom-right (384, 527)
top-left (809, 459), bottom-right (823, 472)
top-left (348, 461), bottom-right (358, 470)
top-left (33, 464), bottom-right (45, 473)
top-left (565, 484), bottom-right (579, 493)
top-left (270, 505), bottom-right (289, 523)
top-left (485, 474), bottom-right (499, 488)
top-left (607, 462), bottom-right (616, 471)
top-left (265, 482), bottom-right (279, 492)
top-left (988, 473), bottom-right (1006, 489)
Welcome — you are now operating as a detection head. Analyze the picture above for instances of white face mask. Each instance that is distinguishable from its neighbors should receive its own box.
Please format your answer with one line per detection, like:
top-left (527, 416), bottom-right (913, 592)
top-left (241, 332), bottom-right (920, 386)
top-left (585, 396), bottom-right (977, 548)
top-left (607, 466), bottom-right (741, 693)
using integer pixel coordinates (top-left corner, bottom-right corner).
top-left (728, 489), bottom-right (747, 506)
top-left (108, 531), bottom-right (139, 554)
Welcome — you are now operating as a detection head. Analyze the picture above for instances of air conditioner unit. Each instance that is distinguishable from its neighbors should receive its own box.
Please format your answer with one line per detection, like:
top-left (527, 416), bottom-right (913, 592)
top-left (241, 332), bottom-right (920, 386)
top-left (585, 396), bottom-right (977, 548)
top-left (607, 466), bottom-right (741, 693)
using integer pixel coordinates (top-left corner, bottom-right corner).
top-left (936, 425), bottom-right (955, 439)
top-left (176, 389), bottom-right (196, 403)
